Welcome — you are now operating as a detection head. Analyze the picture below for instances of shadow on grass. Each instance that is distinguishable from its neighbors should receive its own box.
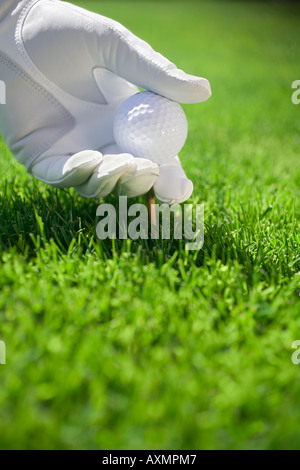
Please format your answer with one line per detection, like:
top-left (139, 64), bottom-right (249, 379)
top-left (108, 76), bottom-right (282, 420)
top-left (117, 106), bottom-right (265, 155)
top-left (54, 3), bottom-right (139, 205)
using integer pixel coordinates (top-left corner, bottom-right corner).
top-left (0, 177), bottom-right (298, 286)
top-left (0, 179), bottom-right (97, 254)
top-left (0, 178), bottom-right (189, 263)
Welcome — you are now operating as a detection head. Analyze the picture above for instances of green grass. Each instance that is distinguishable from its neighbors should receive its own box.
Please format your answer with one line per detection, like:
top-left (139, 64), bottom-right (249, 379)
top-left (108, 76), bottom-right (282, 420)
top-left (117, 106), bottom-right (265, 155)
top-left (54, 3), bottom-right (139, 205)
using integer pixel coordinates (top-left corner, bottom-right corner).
top-left (0, 0), bottom-right (300, 450)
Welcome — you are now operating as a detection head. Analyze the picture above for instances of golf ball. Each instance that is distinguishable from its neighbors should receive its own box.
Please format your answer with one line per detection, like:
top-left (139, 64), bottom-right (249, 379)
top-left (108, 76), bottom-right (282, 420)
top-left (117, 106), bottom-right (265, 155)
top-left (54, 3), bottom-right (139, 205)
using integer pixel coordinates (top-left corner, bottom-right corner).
top-left (113, 91), bottom-right (188, 164)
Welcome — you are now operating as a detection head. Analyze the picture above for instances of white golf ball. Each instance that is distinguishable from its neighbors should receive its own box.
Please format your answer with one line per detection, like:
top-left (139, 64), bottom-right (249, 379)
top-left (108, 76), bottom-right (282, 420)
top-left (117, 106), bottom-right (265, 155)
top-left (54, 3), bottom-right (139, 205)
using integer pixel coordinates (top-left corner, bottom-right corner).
top-left (113, 91), bottom-right (188, 164)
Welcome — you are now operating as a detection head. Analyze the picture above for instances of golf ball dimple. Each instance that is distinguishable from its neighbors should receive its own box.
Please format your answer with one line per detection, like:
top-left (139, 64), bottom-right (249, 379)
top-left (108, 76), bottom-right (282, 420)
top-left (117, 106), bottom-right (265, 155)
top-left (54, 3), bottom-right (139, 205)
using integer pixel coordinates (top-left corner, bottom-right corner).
top-left (113, 91), bottom-right (188, 164)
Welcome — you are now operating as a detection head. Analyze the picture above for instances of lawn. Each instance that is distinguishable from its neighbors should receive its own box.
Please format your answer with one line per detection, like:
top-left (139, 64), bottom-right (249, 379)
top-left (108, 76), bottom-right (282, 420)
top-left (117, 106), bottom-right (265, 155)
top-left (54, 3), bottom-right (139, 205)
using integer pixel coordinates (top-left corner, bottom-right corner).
top-left (0, 0), bottom-right (299, 450)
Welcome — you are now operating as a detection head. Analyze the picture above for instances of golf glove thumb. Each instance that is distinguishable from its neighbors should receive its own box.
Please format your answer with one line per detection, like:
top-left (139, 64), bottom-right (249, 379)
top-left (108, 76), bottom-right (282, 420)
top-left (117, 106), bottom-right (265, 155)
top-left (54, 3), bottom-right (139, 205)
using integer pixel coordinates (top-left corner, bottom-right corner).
top-left (0, 0), bottom-right (211, 202)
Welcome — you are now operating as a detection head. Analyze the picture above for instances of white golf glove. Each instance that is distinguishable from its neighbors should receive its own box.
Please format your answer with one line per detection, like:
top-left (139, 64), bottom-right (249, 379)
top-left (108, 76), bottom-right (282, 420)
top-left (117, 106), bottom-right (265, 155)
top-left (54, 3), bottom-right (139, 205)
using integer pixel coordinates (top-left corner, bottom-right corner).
top-left (0, 0), bottom-right (211, 203)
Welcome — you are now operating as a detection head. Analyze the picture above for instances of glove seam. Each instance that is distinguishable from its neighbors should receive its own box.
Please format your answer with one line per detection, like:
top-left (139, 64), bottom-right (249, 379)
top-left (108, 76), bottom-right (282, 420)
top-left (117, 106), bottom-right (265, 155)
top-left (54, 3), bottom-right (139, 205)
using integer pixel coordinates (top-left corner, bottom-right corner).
top-left (14, 0), bottom-right (108, 109)
top-left (0, 52), bottom-right (75, 171)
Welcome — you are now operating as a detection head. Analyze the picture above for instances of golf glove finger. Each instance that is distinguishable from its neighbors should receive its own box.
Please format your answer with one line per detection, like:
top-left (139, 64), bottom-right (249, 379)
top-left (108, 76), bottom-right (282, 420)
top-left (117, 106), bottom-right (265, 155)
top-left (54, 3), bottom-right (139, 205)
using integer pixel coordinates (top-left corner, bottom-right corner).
top-left (31, 149), bottom-right (159, 198)
top-left (0, 0), bottom-right (211, 202)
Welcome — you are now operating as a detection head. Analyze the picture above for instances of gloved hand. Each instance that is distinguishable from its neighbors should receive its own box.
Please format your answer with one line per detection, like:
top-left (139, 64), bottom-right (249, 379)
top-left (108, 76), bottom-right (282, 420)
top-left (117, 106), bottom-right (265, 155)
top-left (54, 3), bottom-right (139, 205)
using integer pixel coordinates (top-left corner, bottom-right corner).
top-left (0, 0), bottom-right (211, 203)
